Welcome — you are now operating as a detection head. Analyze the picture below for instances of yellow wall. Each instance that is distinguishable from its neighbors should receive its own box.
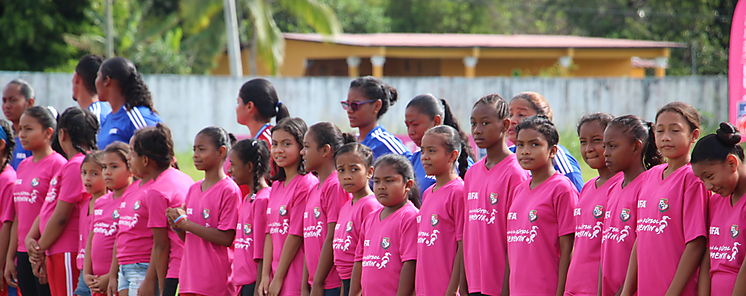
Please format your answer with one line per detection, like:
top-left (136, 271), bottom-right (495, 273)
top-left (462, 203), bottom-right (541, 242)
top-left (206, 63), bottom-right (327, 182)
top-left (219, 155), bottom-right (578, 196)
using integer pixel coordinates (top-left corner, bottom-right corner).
top-left (211, 39), bottom-right (670, 78)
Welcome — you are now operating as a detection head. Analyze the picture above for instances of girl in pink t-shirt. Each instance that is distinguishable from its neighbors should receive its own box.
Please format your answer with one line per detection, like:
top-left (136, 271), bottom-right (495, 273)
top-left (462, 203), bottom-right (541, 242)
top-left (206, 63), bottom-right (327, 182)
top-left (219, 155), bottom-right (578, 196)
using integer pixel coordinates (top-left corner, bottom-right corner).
top-left (565, 113), bottom-right (621, 296)
top-left (600, 115), bottom-right (662, 296)
top-left (300, 122), bottom-right (353, 295)
top-left (8, 106), bottom-right (66, 295)
top-left (463, 94), bottom-right (529, 296)
top-left (350, 154), bottom-right (419, 296)
top-left (332, 143), bottom-right (380, 296)
top-left (691, 122), bottom-right (746, 295)
top-left (415, 126), bottom-right (467, 296)
top-left (167, 127), bottom-right (240, 296)
top-left (0, 121), bottom-right (16, 289)
top-left (621, 103), bottom-right (708, 296)
top-left (259, 118), bottom-right (319, 296)
top-left (26, 107), bottom-right (99, 296)
top-left (75, 151), bottom-right (106, 296)
top-left (109, 123), bottom-right (193, 296)
top-left (228, 139), bottom-right (272, 296)
top-left (507, 115), bottom-right (578, 295)
top-left (85, 142), bottom-right (133, 296)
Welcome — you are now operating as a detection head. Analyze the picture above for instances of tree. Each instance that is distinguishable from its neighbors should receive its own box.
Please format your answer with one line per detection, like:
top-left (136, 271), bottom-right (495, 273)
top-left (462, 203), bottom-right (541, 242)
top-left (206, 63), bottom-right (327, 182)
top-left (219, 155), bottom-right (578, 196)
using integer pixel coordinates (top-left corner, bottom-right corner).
top-left (0, 0), bottom-right (93, 71)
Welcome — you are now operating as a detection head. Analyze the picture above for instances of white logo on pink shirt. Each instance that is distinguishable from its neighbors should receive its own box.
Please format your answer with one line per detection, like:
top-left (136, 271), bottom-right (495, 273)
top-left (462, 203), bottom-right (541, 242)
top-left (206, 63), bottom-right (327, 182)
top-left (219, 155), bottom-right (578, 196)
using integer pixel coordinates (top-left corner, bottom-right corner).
top-left (14, 189), bottom-right (40, 204)
top-left (118, 214), bottom-right (139, 229)
top-left (234, 237), bottom-right (253, 249)
top-left (711, 242), bottom-right (742, 262)
top-left (333, 235), bottom-right (353, 251)
top-left (658, 198), bottom-right (669, 212)
top-left (31, 178), bottom-right (39, 187)
top-left (602, 225), bottom-right (632, 243)
top-left (362, 252), bottom-right (392, 269)
top-left (45, 188), bottom-right (57, 203)
top-left (507, 225), bottom-right (540, 244)
top-left (637, 216), bottom-right (671, 235)
top-left (576, 221), bottom-right (604, 240)
top-left (732, 225), bottom-right (740, 238)
top-left (243, 224), bottom-right (252, 235)
top-left (417, 230), bottom-right (439, 246)
top-left (93, 221), bottom-right (118, 236)
top-left (303, 221), bottom-right (324, 238)
top-left (313, 207), bottom-right (321, 219)
top-left (489, 193), bottom-right (498, 205)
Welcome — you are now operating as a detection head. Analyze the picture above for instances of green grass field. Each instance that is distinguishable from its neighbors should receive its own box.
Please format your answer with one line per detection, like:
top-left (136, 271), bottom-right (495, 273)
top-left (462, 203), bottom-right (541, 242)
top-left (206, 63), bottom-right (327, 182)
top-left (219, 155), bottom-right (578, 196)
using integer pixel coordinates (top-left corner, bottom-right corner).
top-left (174, 129), bottom-right (598, 183)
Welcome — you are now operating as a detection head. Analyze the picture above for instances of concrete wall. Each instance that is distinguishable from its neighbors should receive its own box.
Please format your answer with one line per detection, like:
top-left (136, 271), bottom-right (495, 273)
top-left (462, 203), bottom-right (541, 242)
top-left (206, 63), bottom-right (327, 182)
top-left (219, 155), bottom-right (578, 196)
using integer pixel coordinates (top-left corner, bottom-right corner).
top-left (0, 72), bottom-right (727, 150)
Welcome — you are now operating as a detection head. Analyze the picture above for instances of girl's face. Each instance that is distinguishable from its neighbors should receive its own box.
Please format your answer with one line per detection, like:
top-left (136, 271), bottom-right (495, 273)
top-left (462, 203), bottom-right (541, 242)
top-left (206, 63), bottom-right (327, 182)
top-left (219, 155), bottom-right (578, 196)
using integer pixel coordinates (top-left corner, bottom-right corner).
top-left (579, 120), bottom-right (607, 170)
top-left (94, 70), bottom-right (111, 101)
top-left (372, 164), bottom-right (413, 208)
top-left (420, 132), bottom-right (458, 176)
top-left (344, 87), bottom-right (381, 129)
top-left (515, 128), bottom-right (556, 171)
top-left (404, 107), bottom-right (438, 147)
top-left (103, 152), bottom-right (132, 191)
top-left (470, 103), bottom-right (509, 150)
top-left (603, 125), bottom-right (640, 173)
top-left (271, 129), bottom-right (302, 169)
top-left (127, 137), bottom-right (148, 178)
top-left (655, 111), bottom-right (699, 160)
top-left (192, 133), bottom-right (224, 171)
top-left (81, 161), bottom-right (106, 195)
top-left (692, 158), bottom-right (739, 197)
top-left (235, 98), bottom-right (252, 126)
top-left (301, 131), bottom-right (326, 172)
top-left (18, 113), bottom-right (52, 151)
top-left (508, 99), bottom-right (537, 144)
top-left (335, 152), bottom-right (373, 194)
top-left (228, 150), bottom-right (252, 186)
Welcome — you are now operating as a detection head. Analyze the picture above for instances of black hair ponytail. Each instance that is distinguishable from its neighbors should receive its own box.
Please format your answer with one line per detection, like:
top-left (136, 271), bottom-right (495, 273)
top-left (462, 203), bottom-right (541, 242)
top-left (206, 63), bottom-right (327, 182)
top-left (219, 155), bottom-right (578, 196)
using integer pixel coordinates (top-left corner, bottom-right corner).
top-left (0, 120), bottom-right (15, 170)
top-left (232, 139), bottom-right (271, 193)
top-left (132, 123), bottom-right (176, 170)
top-left (100, 57), bottom-right (156, 113)
top-left (58, 107), bottom-right (99, 154)
top-left (608, 115), bottom-right (663, 169)
top-left (238, 78), bottom-right (289, 124)
top-left (692, 122), bottom-right (745, 163)
top-left (350, 76), bottom-right (398, 119)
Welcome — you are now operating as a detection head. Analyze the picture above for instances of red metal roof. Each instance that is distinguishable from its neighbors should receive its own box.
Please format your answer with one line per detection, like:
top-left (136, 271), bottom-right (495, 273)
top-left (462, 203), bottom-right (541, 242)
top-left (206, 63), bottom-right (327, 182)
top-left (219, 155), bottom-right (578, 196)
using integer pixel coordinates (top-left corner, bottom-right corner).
top-left (284, 33), bottom-right (685, 49)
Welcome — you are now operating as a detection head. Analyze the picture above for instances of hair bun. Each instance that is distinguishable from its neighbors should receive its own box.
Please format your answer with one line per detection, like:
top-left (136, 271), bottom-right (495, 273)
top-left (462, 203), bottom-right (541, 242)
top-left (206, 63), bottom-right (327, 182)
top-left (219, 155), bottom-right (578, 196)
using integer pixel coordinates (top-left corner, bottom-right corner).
top-left (716, 122), bottom-right (741, 146)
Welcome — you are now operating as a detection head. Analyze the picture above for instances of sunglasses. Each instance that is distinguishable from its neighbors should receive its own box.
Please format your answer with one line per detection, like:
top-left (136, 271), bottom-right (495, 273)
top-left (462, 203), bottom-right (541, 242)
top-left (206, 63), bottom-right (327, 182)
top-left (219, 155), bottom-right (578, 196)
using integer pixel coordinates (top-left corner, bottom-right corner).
top-left (340, 99), bottom-right (377, 112)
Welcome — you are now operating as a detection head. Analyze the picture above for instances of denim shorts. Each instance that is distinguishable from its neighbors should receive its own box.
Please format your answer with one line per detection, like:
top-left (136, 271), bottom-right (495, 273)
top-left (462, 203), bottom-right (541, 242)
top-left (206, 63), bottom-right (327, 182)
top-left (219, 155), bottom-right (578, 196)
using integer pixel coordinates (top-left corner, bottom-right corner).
top-left (117, 263), bottom-right (149, 296)
top-left (73, 272), bottom-right (91, 296)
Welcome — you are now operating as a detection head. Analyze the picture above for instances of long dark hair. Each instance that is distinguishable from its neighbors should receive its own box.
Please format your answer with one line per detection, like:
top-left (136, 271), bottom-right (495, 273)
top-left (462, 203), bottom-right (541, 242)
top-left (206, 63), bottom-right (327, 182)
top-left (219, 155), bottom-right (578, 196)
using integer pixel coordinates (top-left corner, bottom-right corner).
top-left (270, 117), bottom-right (308, 182)
top-left (232, 139), bottom-right (271, 193)
top-left (608, 115), bottom-right (663, 169)
top-left (57, 107), bottom-right (99, 154)
top-left (0, 120), bottom-right (15, 170)
top-left (132, 123), bottom-right (175, 170)
top-left (100, 57), bottom-right (156, 112)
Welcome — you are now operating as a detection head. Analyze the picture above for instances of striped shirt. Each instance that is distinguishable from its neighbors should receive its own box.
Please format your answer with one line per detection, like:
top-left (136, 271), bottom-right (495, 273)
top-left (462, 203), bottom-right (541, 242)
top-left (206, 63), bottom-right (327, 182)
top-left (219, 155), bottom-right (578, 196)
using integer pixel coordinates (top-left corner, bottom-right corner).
top-left (97, 106), bottom-right (161, 149)
top-left (87, 101), bottom-right (112, 124)
top-left (509, 144), bottom-right (584, 192)
top-left (360, 126), bottom-right (412, 160)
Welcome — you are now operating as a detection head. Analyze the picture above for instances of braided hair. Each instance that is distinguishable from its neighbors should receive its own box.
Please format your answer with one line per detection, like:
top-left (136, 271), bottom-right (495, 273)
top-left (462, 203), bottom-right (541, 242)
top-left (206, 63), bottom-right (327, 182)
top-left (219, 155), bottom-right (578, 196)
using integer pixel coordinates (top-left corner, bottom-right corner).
top-left (57, 107), bottom-right (99, 155)
top-left (232, 139), bottom-right (270, 193)
top-left (100, 57), bottom-right (156, 112)
top-left (0, 120), bottom-right (15, 170)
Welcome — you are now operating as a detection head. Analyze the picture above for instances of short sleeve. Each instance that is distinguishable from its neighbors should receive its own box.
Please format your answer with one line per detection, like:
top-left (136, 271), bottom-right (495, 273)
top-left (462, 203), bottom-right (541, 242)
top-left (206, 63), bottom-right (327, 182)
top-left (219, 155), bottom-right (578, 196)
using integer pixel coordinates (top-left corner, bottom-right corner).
top-left (288, 186), bottom-right (311, 237)
top-left (399, 212), bottom-right (419, 262)
top-left (0, 182), bottom-right (14, 222)
top-left (682, 178), bottom-right (709, 243)
top-left (450, 187), bottom-right (465, 241)
top-left (58, 165), bottom-right (85, 204)
top-left (323, 185), bottom-right (349, 224)
top-left (216, 186), bottom-right (241, 231)
top-left (253, 198), bottom-right (270, 260)
top-left (555, 188), bottom-right (579, 237)
top-left (145, 190), bottom-right (169, 228)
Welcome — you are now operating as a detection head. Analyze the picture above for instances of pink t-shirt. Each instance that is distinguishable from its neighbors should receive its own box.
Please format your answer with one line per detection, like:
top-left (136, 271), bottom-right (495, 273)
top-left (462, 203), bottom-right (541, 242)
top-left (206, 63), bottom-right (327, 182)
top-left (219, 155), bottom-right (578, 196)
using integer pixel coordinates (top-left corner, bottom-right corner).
top-left (266, 173), bottom-right (318, 296)
top-left (507, 173), bottom-right (578, 295)
top-left (708, 193), bottom-right (746, 294)
top-left (0, 166), bottom-right (16, 223)
top-left (600, 171), bottom-right (649, 296)
top-left (179, 178), bottom-right (240, 296)
top-left (230, 187), bottom-right (271, 286)
top-left (565, 173), bottom-right (622, 295)
top-left (90, 190), bottom-right (131, 276)
top-left (332, 194), bottom-right (382, 280)
top-left (415, 178), bottom-right (465, 296)
top-left (635, 164), bottom-right (708, 295)
top-left (13, 152), bottom-right (66, 252)
top-left (116, 180), bottom-right (152, 265)
top-left (76, 194), bottom-right (92, 270)
top-left (355, 203), bottom-right (419, 296)
top-left (303, 171), bottom-right (349, 289)
top-left (463, 155), bottom-right (529, 295)
top-left (143, 168), bottom-right (193, 279)
top-left (39, 153), bottom-right (87, 255)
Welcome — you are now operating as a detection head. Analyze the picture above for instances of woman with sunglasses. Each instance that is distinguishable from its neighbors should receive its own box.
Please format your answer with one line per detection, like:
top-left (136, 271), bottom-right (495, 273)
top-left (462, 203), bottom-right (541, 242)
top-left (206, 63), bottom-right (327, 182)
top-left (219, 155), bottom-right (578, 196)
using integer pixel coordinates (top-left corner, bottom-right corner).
top-left (342, 76), bottom-right (411, 160)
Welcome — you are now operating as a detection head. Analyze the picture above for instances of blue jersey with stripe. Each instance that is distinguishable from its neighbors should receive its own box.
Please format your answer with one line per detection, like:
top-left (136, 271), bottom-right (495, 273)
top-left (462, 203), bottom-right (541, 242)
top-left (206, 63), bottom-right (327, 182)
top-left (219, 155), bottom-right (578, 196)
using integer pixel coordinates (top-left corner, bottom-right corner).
top-left (509, 144), bottom-right (584, 192)
top-left (10, 136), bottom-right (31, 169)
top-left (97, 106), bottom-right (161, 149)
top-left (87, 101), bottom-right (112, 124)
top-left (360, 126), bottom-right (412, 160)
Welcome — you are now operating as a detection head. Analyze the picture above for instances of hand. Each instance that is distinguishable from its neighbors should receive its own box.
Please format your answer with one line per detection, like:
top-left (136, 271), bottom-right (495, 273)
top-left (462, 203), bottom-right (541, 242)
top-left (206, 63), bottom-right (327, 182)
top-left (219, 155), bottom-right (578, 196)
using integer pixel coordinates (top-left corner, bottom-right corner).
top-left (25, 238), bottom-right (42, 263)
top-left (4, 262), bottom-right (18, 288)
top-left (137, 277), bottom-right (155, 296)
top-left (166, 207), bottom-right (187, 229)
top-left (268, 276), bottom-right (284, 296)
top-left (94, 274), bottom-right (110, 294)
top-left (35, 264), bottom-right (47, 285)
top-left (258, 274), bottom-right (271, 296)
top-left (84, 274), bottom-right (98, 292)
top-left (309, 283), bottom-right (324, 296)
top-left (107, 274), bottom-right (118, 296)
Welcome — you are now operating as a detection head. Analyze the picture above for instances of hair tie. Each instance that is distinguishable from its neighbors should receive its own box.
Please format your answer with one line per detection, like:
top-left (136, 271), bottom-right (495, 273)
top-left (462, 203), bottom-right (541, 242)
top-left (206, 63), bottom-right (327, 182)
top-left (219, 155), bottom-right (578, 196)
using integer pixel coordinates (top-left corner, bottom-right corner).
top-left (275, 101), bottom-right (282, 111)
